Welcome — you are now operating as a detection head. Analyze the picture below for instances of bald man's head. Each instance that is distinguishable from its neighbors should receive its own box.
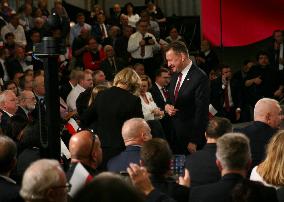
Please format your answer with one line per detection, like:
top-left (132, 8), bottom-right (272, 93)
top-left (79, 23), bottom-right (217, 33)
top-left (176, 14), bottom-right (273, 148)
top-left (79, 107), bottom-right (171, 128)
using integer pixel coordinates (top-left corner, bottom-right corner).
top-left (254, 98), bottom-right (282, 129)
top-left (69, 130), bottom-right (102, 168)
top-left (122, 118), bottom-right (152, 146)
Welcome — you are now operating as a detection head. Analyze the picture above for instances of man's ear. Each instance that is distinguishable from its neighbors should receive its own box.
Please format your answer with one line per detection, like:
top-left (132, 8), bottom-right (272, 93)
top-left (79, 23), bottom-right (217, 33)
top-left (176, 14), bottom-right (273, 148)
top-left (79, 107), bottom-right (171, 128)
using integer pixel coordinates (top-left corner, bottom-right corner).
top-left (216, 159), bottom-right (223, 172)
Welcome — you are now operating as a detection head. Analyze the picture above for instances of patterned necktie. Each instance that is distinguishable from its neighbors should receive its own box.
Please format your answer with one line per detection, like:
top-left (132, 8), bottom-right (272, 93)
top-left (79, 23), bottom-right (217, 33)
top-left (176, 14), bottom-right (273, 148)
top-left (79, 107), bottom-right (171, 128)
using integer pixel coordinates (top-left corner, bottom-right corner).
top-left (174, 73), bottom-right (183, 102)
top-left (162, 87), bottom-right (169, 100)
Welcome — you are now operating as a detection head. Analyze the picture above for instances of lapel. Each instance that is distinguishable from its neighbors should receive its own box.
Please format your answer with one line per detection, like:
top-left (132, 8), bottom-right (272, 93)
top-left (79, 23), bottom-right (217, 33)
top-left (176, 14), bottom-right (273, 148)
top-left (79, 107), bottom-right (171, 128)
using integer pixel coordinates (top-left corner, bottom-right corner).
top-left (177, 64), bottom-right (196, 98)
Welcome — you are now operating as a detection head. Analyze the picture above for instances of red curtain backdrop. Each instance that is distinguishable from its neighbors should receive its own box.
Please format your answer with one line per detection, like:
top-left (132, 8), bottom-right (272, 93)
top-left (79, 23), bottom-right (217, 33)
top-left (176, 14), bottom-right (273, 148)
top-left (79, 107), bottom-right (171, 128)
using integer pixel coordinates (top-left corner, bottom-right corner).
top-left (201, 0), bottom-right (284, 47)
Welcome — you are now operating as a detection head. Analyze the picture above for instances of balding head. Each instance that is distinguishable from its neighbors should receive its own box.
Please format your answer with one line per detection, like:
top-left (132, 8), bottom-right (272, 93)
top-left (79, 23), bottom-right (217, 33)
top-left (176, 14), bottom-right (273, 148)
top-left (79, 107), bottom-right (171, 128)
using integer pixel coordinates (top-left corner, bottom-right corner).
top-left (69, 130), bottom-right (102, 169)
top-left (33, 75), bottom-right (45, 96)
top-left (254, 98), bottom-right (282, 129)
top-left (122, 118), bottom-right (152, 146)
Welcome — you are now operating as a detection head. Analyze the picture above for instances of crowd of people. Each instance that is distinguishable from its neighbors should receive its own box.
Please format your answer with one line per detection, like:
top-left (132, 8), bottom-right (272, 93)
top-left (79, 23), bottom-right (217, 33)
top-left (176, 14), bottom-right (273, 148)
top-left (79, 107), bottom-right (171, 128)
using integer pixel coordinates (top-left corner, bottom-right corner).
top-left (0, 0), bottom-right (284, 202)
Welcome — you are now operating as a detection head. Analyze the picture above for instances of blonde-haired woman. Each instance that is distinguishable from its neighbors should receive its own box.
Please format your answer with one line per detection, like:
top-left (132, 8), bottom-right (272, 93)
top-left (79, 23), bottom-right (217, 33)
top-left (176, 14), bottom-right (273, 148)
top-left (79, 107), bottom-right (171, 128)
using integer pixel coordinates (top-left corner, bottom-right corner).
top-left (250, 130), bottom-right (284, 201)
top-left (82, 67), bottom-right (144, 168)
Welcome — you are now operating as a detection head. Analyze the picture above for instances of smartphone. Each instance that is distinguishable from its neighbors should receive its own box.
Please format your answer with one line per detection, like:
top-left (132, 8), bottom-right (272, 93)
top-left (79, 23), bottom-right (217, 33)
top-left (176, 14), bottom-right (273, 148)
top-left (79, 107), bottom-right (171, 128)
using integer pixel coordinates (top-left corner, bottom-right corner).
top-left (170, 155), bottom-right (186, 177)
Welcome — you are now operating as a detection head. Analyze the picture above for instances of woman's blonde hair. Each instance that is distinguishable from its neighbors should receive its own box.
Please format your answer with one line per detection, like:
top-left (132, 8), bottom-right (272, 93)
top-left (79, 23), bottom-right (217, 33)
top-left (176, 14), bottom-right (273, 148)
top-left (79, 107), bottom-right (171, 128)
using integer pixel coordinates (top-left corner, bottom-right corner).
top-left (140, 75), bottom-right (152, 90)
top-left (258, 130), bottom-right (284, 186)
top-left (88, 83), bottom-right (111, 107)
top-left (113, 67), bottom-right (141, 95)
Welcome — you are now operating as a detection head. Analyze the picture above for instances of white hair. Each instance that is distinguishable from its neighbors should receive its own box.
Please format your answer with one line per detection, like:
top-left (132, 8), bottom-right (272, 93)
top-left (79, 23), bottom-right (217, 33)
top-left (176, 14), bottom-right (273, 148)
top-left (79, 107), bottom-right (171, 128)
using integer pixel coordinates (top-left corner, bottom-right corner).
top-left (122, 118), bottom-right (149, 140)
top-left (20, 159), bottom-right (63, 201)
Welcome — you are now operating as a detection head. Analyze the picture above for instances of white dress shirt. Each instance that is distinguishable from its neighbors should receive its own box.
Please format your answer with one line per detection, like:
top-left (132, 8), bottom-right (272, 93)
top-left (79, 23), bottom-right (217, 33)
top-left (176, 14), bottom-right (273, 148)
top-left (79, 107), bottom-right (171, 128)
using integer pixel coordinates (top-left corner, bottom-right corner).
top-left (66, 84), bottom-right (85, 111)
top-left (127, 32), bottom-right (160, 59)
top-left (1, 23), bottom-right (27, 47)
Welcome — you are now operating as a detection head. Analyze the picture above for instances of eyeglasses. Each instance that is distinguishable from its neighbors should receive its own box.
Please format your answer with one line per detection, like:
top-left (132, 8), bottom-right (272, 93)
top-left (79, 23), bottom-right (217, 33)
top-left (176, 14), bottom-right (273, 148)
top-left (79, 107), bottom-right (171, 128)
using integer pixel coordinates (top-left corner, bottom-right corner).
top-left (52, 182), bottom-right (72, 192)
top-left (77, 128), bottom-right (97, 160)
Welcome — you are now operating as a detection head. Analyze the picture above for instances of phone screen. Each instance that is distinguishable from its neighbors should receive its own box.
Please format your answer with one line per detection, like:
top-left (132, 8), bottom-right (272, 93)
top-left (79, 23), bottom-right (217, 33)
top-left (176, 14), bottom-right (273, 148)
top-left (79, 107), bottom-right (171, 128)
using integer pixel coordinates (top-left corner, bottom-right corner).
top-left (170, 155), bottom-right (186, 177)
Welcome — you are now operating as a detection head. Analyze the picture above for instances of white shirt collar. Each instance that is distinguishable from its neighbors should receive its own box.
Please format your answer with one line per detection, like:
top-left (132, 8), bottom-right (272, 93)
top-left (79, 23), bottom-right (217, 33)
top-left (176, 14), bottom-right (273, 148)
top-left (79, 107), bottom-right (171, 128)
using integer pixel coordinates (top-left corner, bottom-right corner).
top-left (2, 109), bottom-right (13, 117)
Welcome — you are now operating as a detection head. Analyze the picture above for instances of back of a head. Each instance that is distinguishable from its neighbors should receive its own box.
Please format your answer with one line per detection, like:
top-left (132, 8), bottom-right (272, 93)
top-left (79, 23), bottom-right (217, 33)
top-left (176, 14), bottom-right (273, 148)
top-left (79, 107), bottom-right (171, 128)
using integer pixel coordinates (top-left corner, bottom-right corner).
top-left (254, 98), bottom-right (279, 121)
top-left (73, 172), bottom-right (144, 202)
top-left (20, 159), bottom-right (64, 201)
top-left (206, 117), bottom-right (232, 139)
top-left (121, 118), bottom-right (149, 142)
top-left (140, 138), bottom-right (172, 175)
top-left (216, 133), bottom-right (251, 170)
top-left (0, 135), bottom-right (17, 174)
top-left (113, 67), bottom-right (141, 95)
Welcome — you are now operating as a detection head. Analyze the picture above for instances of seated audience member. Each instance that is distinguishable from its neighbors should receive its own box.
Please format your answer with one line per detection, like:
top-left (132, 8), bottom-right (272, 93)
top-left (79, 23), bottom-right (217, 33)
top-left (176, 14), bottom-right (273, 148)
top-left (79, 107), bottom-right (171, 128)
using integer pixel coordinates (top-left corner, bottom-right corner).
top-left (245, 51), bottom-right (284, 108)
top-left (146, 2), bottom-right (166, 24)
top-left (165, 27), bottom-right (186, 45)
top-left (140, 75), bottom-right (164, 121)
top-left (5, 115), bottom-right (28, 143)
top-left (81, 68), bottom-right (144, 168)
top-left (119, 14), bottom-right (130, 29)
top-left (67, 71), bottom-right (93, 111)
top-left (20, 159), bottom-right (69, 202)
top-left (16, 123), bottom-right (42, 183)
top-left (5, 46), bottom-right (32, 80)
top-left (196, 40), bottom-right (219, 76)
top-left (4, 80), bottom-right (19, 96)
top-left (69, 12), bottom-right (91, 46)
top-left (250, 130), bottom-right (284, 202)
top-left (72, 27), bottom-right (90, 68)
top-left (73, 172), bottom-right (144, 202)
top-left (232, 60), bottom-right (255, 122)
top-left (0, 48), bottom-right (10, 83)
top-left (133, 63), bottom-right (145, 76)
top-left (235, 98), bottom-right (282, 168)
top-left (60, 69), bottom-right (81, 102)
top-left (93, 69), bottom-right (106, 85)
top-left (88, 4), bottom-right (104, 25)
top-left (18, 3), bottom-right (34, 32)
top-left (82, 37), bottom-right (106, 71)
top-left (31, 74), bottom-right (45, 121)
top-left (114, 25), bottom-right (133, 63)
top-left (140, 10), bottom-right (160, 39)
top-left (91, 13), bottom-right (110, 44)
top-left (102, 25), bottom-right (121, 47)
top-left (109, 3), bottom-right (122, 26)
top-left (107, 118), bottom-right (152, 172)
top-left (101, 45), bottom-right (125, 81)
top-left (267, 30), bottom-right (284, 72)
top-left (189, 133), bottom-right (278, 202)
top-left (67, 130), bottom-right (102, 179)
top-left (4, 32), bottom-right (16, 57)
top-left (185, 117), bottom-right (232, 187)
top-left (18, 74), bottom-right (34, 91)
top-left (0, 90), bottom-right (18, 134)
top-left (1, 14), bottom-right (27, 47)
top-left (0, 135), bottom-right (24, 202)
top-left (25, 30), bottom-right (41, 53)
top-left (141, 138), bottom-right (189, 202)
top-left (123, 2), bottom-right (140, 28)
top-left (16, 90), bottom-right (36, 122)
top-left (210, 65), bottom-right (242, 123)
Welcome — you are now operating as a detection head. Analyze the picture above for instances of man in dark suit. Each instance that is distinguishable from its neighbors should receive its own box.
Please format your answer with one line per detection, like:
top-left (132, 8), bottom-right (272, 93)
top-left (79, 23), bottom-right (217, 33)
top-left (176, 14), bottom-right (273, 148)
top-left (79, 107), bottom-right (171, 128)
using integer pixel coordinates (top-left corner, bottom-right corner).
top-left (189, 133), bottom-right (278, 202)
top-left (165, 41), bottom-right (210, 154)
top-left (234, 98), bottom-right (282, 168)
top-left (0, 90), bottom-right (18, 134)
top-left (91, 13), bottom-right (110, 44)
top-left (0, 135), bottom-right (24, 202)
top-left (196, 40), bottom-right (219, 76)
top-left (107, 118), bottom-right (152, 172)
top-left (16, 90), bottom-right (36, 122)
top-left (185, 117), bottom-right (232, 187)
top-left (101, 45), bottom-right (125, 81)
top-left (210, 65), bottom-right (242, 123)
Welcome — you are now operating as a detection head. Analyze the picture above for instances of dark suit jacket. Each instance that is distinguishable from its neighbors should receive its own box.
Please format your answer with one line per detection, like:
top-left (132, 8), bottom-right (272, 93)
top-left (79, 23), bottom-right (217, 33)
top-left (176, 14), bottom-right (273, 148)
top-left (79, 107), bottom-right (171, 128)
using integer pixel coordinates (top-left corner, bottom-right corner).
top-left (150, 83), bottom-right (167, 110)
top-left (198, 50), bottom-right (219, 75)
top-left (100, 57), bottom-right (125, 81)
top-left (5, 57), bottom-right (24, 79)
top-left (60, 81), bottom-right (73, 102)
top-left (82, 86), bottom-right (143, 163)
top-left (234, 121), bottom-right (277, 168)
top-left (169, 64), bottom-right (209, 153)
top-left (107, 145), bottom-right (141, 173)
top-left (189, 173), bottom-right (278, 202)
top-left (0, 176), bottom-right (23, 202)
top-left (210, 77), bottom-right (242, 114)
top-left (185, 143), bottom-right (220, 187)
top-left (15, 106), bottom-right (29, 122)
top-left (0, 110), bottom-right (12, 134)
top-left (150, 175), bottom-right (189, 202)
top-left (91, 23), bottom-right (110, 44)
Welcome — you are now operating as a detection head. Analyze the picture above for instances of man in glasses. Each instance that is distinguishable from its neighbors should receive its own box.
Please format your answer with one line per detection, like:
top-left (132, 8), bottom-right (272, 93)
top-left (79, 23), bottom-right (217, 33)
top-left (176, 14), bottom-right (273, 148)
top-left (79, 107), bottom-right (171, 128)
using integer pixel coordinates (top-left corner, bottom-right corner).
top-left (67, 130), bottom-right (102, 178)
top-left (20, 159), bottom-right (69, 202)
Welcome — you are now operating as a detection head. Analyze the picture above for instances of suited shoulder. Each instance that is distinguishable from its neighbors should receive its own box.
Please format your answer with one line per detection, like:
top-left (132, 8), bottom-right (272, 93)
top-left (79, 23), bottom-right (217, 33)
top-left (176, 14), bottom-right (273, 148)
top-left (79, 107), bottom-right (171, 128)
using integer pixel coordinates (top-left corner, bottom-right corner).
top-left (193, 64), bottom-right (208, 78)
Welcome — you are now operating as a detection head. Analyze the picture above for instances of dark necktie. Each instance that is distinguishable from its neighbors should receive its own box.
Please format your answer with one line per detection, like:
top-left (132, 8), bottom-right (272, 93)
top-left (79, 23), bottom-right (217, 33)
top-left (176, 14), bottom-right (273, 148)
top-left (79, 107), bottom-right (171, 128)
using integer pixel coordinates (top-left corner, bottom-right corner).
top-left (162, 87), bottom-right (169, 100)
top-left (224, 84), bottom-right (230, 112)
top-left (174, 73), bottom-right (183, 102)
top-left (141, 34), bottom-right (145, 57)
